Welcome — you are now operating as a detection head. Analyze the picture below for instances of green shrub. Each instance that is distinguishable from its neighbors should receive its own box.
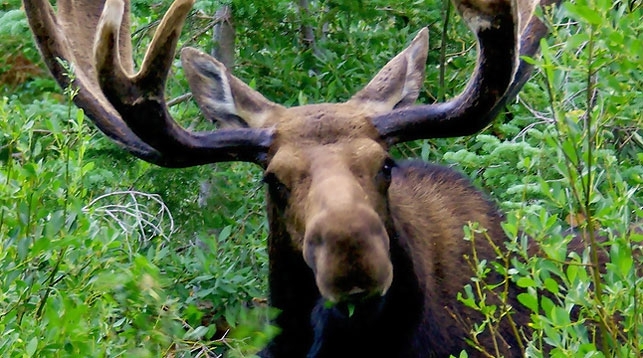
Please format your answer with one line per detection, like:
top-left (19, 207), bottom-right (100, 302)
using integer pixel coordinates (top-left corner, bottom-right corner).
top-left (449, 1), bottom-right (642, 356)
top-left (1, 0), bottom-right (641, 357)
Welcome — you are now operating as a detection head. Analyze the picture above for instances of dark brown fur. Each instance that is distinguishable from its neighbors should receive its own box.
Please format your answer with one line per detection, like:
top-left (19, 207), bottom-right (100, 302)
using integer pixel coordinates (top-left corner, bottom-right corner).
top-left (261, 161), bottom-right (531, 357)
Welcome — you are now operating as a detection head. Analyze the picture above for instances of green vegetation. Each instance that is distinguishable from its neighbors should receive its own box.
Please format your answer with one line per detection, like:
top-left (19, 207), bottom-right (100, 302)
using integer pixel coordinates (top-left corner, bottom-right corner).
top-left (1, 0), bottom-right (641, 357)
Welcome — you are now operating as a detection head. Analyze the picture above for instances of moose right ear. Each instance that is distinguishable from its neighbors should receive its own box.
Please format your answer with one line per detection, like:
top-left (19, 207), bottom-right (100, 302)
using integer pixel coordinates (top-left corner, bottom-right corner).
top-left (181, 47), bottom-right (282, 129)
top-left (348, 28), bottom-right (429, 114)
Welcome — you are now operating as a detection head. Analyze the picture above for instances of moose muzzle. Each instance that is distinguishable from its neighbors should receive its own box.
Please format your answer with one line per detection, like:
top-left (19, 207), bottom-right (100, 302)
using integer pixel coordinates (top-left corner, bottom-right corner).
top-left (303, 169), bottom-right (393, 303)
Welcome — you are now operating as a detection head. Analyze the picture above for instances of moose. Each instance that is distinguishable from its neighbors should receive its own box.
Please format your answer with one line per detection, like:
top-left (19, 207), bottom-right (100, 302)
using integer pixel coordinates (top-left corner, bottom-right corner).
top-left (24, 0), bottom-right (561, 356)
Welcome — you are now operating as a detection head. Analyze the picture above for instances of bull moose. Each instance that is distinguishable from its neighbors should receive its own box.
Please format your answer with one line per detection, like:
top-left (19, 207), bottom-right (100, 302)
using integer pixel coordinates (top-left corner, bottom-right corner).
top-left (24, 0), bottom-right (560, 356)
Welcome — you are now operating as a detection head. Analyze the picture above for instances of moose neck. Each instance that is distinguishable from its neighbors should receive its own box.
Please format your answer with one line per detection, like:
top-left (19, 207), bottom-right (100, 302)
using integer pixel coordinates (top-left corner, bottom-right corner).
top-left (264, 197), bottom-right (318, 356)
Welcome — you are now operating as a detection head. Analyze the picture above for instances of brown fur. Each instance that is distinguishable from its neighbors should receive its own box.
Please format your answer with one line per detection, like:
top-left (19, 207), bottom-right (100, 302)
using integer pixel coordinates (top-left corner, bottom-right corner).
top-left (389, 162), bottom-right (529, 356)
top-left (261, 159), bottom-right (534, 357)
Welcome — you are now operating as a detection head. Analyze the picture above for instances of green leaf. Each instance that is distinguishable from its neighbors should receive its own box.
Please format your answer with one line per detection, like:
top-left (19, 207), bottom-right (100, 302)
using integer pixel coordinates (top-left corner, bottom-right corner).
top-left (26, 337), bottom-right (38, 357)
top-left (324, 300), bottom-right (336, 309)
top-left (75, 108), bottom-right (85, 127)
top-left (517, 292), bottom-right (539, 313)
top-left (544, 278), bottom-right (560, 295)
top-left (218, 225), bottom-right (232, 242)
top-left (457, 287), bottom-right (479, 310)
top-left (45, 210), bottom-right (65, 237)
top-left (184, 326), bottom-right (209, 340)
top-left (631, 231), bottom-right (643, 243)
top-left (610, 242), bottom-right (633, 277)
top-left (347, 303), bottom-right (355, 318)
top-left (549, 305), bottom-right (570, 327)
top-left (565, 3), bottom-right (603, 25)
top-left (517, 277), bottom-right (537, 288)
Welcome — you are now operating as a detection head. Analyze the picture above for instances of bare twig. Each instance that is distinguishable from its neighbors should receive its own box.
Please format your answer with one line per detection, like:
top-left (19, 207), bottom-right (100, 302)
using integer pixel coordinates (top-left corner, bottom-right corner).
top-left (84, 191), bottom-right (175, 255)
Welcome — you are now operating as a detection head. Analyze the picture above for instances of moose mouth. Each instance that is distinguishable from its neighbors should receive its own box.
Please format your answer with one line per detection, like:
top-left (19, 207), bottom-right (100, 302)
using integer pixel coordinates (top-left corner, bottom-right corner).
top-left (308, 294), bottom-right (388, 356)
top-left (317, 293), bottom-right (386, 323)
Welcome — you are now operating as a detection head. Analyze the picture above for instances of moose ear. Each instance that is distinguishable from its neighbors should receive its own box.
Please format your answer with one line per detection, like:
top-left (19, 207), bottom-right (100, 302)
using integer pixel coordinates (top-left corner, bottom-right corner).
top-left (181, 47), bottom-right (282, 129)
top-left (348, 28), bottom-right (428, 113)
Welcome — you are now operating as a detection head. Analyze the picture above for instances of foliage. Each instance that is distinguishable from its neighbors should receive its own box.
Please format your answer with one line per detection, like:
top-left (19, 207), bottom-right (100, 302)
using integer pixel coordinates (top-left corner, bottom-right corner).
top-left (0, 0), bottom-right (641, 357)
top-left (447, 1), bottom-right (643, 356)
top-left (0, 0), bottom-right (58, 98)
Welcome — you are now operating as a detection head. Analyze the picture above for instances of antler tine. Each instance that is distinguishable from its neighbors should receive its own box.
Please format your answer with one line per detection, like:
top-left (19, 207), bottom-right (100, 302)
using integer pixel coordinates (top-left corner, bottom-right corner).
top-left (372, 0), bottom-right (558, 145)
top-left (23, 0), bottom-right (273, 168)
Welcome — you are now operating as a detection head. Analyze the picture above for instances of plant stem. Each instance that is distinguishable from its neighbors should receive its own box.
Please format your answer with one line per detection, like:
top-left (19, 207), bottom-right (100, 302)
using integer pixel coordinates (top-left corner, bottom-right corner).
top-left (0, 142), bottom-right (11, 233)
top-left (582, 27), bottom-right (613, 357)
top-left (438, 0), bottom-right (451, 102)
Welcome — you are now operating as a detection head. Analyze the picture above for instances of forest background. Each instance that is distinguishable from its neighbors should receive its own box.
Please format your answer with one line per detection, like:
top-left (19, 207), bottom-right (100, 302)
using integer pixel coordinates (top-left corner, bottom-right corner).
top-left (0, 0), bottom-right (642, 356)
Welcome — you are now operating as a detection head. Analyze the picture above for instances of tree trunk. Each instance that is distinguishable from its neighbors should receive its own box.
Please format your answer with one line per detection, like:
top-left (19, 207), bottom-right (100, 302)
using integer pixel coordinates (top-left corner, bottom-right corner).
top-left (297, 0), bottom-right (322, 57)
top-left (212, 5), bottom-right (235, 69)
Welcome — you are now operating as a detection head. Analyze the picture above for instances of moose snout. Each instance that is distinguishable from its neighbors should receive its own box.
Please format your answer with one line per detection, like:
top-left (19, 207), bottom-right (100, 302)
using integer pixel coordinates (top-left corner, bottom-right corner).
top-left (303, 205), bottom-right (393, 303)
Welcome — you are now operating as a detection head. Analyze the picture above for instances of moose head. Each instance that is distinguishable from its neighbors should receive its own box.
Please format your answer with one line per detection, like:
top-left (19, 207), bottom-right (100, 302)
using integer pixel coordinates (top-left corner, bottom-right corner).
top-left (24, 0), bottom-right (557, 356)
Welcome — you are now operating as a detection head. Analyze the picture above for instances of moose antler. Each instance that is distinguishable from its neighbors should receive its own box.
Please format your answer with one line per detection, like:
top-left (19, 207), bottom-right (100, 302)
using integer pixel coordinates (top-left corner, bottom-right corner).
top-left (23, 0), bottom-right (273, 168)
top-left (373, 0), bottom-right (558, 145)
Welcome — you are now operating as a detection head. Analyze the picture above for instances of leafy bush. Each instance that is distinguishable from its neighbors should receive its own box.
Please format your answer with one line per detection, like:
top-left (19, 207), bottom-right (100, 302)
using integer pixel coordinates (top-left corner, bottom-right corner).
top-left (446, 1), bottom-right (643, 356)
top-left (1, 0), bottom-right (641, 357)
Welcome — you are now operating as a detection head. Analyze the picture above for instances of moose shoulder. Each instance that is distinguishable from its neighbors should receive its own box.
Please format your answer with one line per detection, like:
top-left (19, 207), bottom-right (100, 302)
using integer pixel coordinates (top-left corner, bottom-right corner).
top-left (24, 0), bottom-right (561, 356)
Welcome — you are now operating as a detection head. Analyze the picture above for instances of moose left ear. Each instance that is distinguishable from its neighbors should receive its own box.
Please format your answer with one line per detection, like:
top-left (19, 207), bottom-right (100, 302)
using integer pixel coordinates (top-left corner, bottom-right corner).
top-left (348, 28), bottom-right (428, 113)
top-left (181, 47), bottom-right (283, 129)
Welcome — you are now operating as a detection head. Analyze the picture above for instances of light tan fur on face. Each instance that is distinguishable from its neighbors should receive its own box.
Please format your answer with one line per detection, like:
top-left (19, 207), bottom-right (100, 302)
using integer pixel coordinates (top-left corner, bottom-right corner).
top-left (302, 142), bottom-right (392, 302)
top-left (266, 117), bottom-right (395, 302)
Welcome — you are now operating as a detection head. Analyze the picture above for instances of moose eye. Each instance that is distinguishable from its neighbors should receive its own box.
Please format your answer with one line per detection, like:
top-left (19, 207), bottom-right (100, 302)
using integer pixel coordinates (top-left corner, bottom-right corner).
top-left (263, 172), bottom-right (291, 207)
top-left (376, 157), bottom-right (396, 192)
top-left (380, 157), bottom-right (396, 180)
